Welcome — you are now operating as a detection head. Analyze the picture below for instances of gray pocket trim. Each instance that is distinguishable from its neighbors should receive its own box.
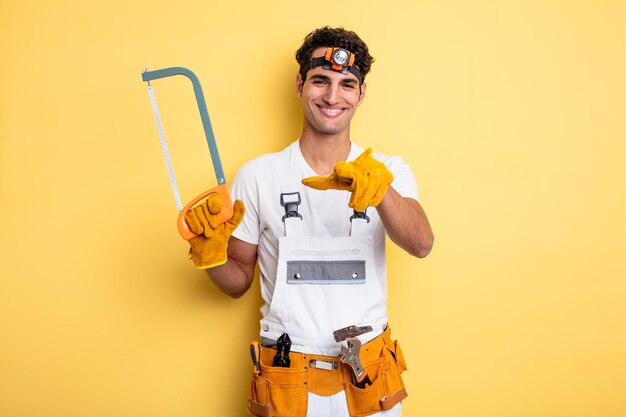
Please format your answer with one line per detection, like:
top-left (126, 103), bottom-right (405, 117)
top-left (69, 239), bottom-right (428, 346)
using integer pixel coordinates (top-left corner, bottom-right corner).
top-left (286, 260), bottom-right (366, 284)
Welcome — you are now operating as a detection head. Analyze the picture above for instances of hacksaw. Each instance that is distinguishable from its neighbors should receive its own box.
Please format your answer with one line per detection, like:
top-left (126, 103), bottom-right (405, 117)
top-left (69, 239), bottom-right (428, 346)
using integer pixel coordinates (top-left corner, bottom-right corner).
top-left (141, 67), bottom-right (233, 240)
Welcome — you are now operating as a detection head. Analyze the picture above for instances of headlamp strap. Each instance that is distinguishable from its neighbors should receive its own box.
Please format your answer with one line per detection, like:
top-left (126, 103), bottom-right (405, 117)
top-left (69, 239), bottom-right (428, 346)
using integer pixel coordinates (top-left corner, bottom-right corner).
top-left (300, 47), bottom-right (363, 84)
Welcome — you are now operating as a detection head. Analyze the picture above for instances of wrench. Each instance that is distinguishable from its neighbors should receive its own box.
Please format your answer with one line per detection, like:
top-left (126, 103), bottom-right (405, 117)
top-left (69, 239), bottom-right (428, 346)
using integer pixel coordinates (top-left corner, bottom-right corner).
top-left (340, 338), bottom-right (372, 388)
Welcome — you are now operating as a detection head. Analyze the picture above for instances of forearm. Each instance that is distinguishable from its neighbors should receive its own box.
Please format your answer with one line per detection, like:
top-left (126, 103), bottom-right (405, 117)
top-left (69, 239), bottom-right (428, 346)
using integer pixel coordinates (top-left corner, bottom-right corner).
top-left (204, 237), bottom-right (257, 298)
top-left (376, 187), bottom-right (434, 258)
top-left (205, 260), bottom-right (251, 298)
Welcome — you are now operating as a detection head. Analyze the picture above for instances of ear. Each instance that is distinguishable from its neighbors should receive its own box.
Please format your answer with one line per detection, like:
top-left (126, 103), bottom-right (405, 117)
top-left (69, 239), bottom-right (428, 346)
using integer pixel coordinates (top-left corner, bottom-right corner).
top-left (296, 73), bottom-right (304, 98)
top-left (357, 81), bottom-right (367, 105)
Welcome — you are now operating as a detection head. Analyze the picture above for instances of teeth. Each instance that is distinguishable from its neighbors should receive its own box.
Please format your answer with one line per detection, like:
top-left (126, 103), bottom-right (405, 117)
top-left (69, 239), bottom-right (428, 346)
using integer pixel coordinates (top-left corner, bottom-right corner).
top-left (320, 107), bottom-right (342, 114)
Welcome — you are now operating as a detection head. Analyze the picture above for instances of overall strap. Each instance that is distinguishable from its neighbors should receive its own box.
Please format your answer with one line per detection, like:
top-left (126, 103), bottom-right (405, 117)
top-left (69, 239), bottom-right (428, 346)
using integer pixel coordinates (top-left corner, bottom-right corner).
top-left (350, 209), bottom-right (370, 237)
top-left (276, 153), bottom-right (306, 237)
top-left (281, 192), bottom-right (303, 236)
top-left (280, 195), bottom-right (373, 238)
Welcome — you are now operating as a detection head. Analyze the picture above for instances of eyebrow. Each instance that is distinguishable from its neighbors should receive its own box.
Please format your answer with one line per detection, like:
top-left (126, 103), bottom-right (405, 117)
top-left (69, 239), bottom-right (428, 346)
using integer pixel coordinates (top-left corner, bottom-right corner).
top-left (309, 74), bottom-right (331, 82)
top-left (309, 73), bottom-right (358, 84)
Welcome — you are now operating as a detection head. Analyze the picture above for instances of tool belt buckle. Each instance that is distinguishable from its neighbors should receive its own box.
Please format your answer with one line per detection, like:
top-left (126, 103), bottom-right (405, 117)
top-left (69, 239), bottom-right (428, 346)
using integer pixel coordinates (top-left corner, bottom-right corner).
top-left (309, 359), bottom-right (338, 371)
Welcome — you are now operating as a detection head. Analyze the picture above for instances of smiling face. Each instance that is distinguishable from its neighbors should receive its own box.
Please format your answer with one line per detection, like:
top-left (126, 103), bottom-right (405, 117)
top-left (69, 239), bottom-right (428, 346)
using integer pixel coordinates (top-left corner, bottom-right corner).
top-left (297, 47), bottom-right (367, 137)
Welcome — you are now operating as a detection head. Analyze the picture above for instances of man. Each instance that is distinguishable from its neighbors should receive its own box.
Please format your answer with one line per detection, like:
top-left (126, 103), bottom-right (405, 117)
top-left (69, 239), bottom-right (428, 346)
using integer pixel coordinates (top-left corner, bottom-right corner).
top-left (185, 27), bottom-right (434, 417)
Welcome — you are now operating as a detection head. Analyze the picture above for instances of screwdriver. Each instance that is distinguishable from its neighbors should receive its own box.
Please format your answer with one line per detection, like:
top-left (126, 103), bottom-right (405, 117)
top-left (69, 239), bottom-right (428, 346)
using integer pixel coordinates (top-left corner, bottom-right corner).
top-left (249, 341), bottom-right (261, 375)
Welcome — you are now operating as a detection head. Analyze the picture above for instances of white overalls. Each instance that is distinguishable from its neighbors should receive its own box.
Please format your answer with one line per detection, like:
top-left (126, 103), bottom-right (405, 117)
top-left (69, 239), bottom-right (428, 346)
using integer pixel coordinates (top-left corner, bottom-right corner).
top-left (259, 191), bottom-right (401, 416)
top-left (235, 141), bottom-right (415, 417)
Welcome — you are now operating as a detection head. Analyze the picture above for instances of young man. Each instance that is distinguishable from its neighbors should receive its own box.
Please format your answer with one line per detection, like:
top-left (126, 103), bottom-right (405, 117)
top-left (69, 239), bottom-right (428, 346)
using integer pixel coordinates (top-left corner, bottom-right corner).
top-left (185, 27), bottom-right (434, 417)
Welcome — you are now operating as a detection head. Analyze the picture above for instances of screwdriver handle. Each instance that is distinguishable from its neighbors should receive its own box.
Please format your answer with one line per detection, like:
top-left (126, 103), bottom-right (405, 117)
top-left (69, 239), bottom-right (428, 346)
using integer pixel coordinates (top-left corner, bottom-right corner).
top-left (249, 341), bottom-right (261, 375)
top-left (356, 373), bottom-right (372, 389)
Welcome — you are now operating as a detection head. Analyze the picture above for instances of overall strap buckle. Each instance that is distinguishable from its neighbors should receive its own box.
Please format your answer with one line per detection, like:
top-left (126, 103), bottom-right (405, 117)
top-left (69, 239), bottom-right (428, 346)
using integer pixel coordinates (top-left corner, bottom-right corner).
top-left (281, 192), bottom-right (303, 221)
top-left (350, 209), bottom-right (370, 223)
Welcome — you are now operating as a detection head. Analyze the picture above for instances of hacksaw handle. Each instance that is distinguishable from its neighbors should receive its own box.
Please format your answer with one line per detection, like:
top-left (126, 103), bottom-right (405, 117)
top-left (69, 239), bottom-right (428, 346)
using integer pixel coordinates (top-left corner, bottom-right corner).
top-left (177, 184), bottom-right (233, 240)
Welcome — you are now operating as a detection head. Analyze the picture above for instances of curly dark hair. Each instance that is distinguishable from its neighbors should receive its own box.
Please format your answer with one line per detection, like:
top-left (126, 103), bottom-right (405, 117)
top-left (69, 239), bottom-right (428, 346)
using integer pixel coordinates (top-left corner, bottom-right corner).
top-left (295, 26), bottom-right (374, 82)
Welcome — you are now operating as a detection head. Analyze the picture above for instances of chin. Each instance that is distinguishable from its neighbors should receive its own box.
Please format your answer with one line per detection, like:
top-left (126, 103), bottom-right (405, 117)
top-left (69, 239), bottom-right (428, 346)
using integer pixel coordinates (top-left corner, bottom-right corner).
top-left (318, 127), bottom-right (345, 135)
top-left (316, 120), bottom-right (348, 134)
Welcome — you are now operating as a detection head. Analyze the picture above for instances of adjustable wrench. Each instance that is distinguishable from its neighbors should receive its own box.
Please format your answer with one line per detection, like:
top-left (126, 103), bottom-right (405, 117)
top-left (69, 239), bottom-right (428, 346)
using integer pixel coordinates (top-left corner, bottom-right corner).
top-left (340, 338), bottom-right (372, 389)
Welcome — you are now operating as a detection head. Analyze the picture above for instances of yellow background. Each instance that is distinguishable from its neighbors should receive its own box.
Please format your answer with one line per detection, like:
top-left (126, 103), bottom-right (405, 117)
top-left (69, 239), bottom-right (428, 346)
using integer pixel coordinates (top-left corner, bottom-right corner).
top-left (1, 1), bottom-right (625, 416)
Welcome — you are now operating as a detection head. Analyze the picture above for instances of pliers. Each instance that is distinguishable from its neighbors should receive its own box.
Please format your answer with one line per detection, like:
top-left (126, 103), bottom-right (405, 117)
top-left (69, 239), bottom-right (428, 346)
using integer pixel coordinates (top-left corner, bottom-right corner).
top-left (272, 333), bottom-right (292, 367)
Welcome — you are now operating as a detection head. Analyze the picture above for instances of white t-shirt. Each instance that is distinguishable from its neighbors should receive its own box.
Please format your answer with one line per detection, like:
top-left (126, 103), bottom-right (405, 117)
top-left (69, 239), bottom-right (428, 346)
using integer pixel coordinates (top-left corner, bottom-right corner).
top-left (230, 140), bottom-right (419, 318)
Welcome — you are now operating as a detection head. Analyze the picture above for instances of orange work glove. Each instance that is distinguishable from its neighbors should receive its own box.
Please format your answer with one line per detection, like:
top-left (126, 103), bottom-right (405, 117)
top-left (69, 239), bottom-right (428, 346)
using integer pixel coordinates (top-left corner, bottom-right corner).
top-left (184, 193), bottom-right (245, 269)
top-left (301, 148), bottom-right (394, 212)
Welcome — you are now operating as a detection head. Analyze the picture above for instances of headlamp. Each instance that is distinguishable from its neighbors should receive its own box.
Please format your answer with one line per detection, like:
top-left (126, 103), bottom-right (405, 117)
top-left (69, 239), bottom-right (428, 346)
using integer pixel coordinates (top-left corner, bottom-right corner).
top-left (300, 47), bottom-right (363, 84)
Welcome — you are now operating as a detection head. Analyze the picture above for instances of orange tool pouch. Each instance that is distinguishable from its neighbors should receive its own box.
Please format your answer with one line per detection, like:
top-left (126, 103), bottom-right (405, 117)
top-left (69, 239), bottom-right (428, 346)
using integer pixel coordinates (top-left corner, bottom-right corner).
top-left (247, 327), bottom-right (408, 417)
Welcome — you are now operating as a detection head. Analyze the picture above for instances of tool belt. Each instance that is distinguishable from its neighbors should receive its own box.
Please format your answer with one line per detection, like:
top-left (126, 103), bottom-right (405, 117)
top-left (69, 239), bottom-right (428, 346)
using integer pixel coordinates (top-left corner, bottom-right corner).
top-left (247, 327), bottom-right (408, 417)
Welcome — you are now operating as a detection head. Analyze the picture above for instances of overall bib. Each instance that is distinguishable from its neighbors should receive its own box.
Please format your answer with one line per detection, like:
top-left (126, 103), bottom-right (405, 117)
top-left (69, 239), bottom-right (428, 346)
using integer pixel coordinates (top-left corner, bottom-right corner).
top-left (260, 191), bottom-right (387, 350)
top-left (247, 191), bottom-right (408, 417)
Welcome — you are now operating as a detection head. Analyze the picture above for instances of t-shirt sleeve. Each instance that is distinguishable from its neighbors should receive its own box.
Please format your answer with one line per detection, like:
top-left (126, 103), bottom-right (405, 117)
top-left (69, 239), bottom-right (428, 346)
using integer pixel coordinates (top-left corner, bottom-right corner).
top-left (386, 156), bottom-right (419, 202)
top-left (229, 163), bottom-right (260, 245)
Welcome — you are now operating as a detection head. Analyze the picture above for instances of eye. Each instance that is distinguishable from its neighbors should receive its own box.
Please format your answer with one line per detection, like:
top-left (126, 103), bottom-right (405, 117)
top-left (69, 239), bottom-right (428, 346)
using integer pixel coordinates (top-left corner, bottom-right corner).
top-left (311, 79), bottom-right (327, 86)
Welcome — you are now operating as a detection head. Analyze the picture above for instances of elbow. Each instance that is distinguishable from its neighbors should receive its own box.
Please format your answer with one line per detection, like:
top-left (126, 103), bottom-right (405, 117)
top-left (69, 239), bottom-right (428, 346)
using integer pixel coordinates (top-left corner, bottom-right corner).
top-left (227, 291), bottom-right (245, 299)
top-left (414, 233), bottom-right (434, 259)
top-left (392, 232), bottom-right (434, 259)
top-left (226, 288), bottom-right (249, 299)
top-left (222, 283), bottom-right (252, 299)
top-left (415, 246), bottom-right (432, 259)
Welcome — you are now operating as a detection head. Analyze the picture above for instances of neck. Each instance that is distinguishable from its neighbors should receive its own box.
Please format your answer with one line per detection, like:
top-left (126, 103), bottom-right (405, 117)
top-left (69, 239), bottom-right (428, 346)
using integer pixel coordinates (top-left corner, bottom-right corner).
top-left (299, 127), bottom-right (351, 176)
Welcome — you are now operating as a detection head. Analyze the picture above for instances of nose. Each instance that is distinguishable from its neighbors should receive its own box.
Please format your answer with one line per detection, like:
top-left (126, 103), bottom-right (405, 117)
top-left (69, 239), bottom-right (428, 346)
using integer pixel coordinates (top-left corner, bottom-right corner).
top-left (323, 83), bottom-right (340, 105)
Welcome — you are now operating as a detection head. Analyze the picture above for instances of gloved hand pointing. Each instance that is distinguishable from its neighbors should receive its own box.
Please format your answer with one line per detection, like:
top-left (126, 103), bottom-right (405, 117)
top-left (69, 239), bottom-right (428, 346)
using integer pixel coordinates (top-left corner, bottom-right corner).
top-left (302, 148), bottom-right (393, 212)
top-left (185, 193), bottom-right (245, 269)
